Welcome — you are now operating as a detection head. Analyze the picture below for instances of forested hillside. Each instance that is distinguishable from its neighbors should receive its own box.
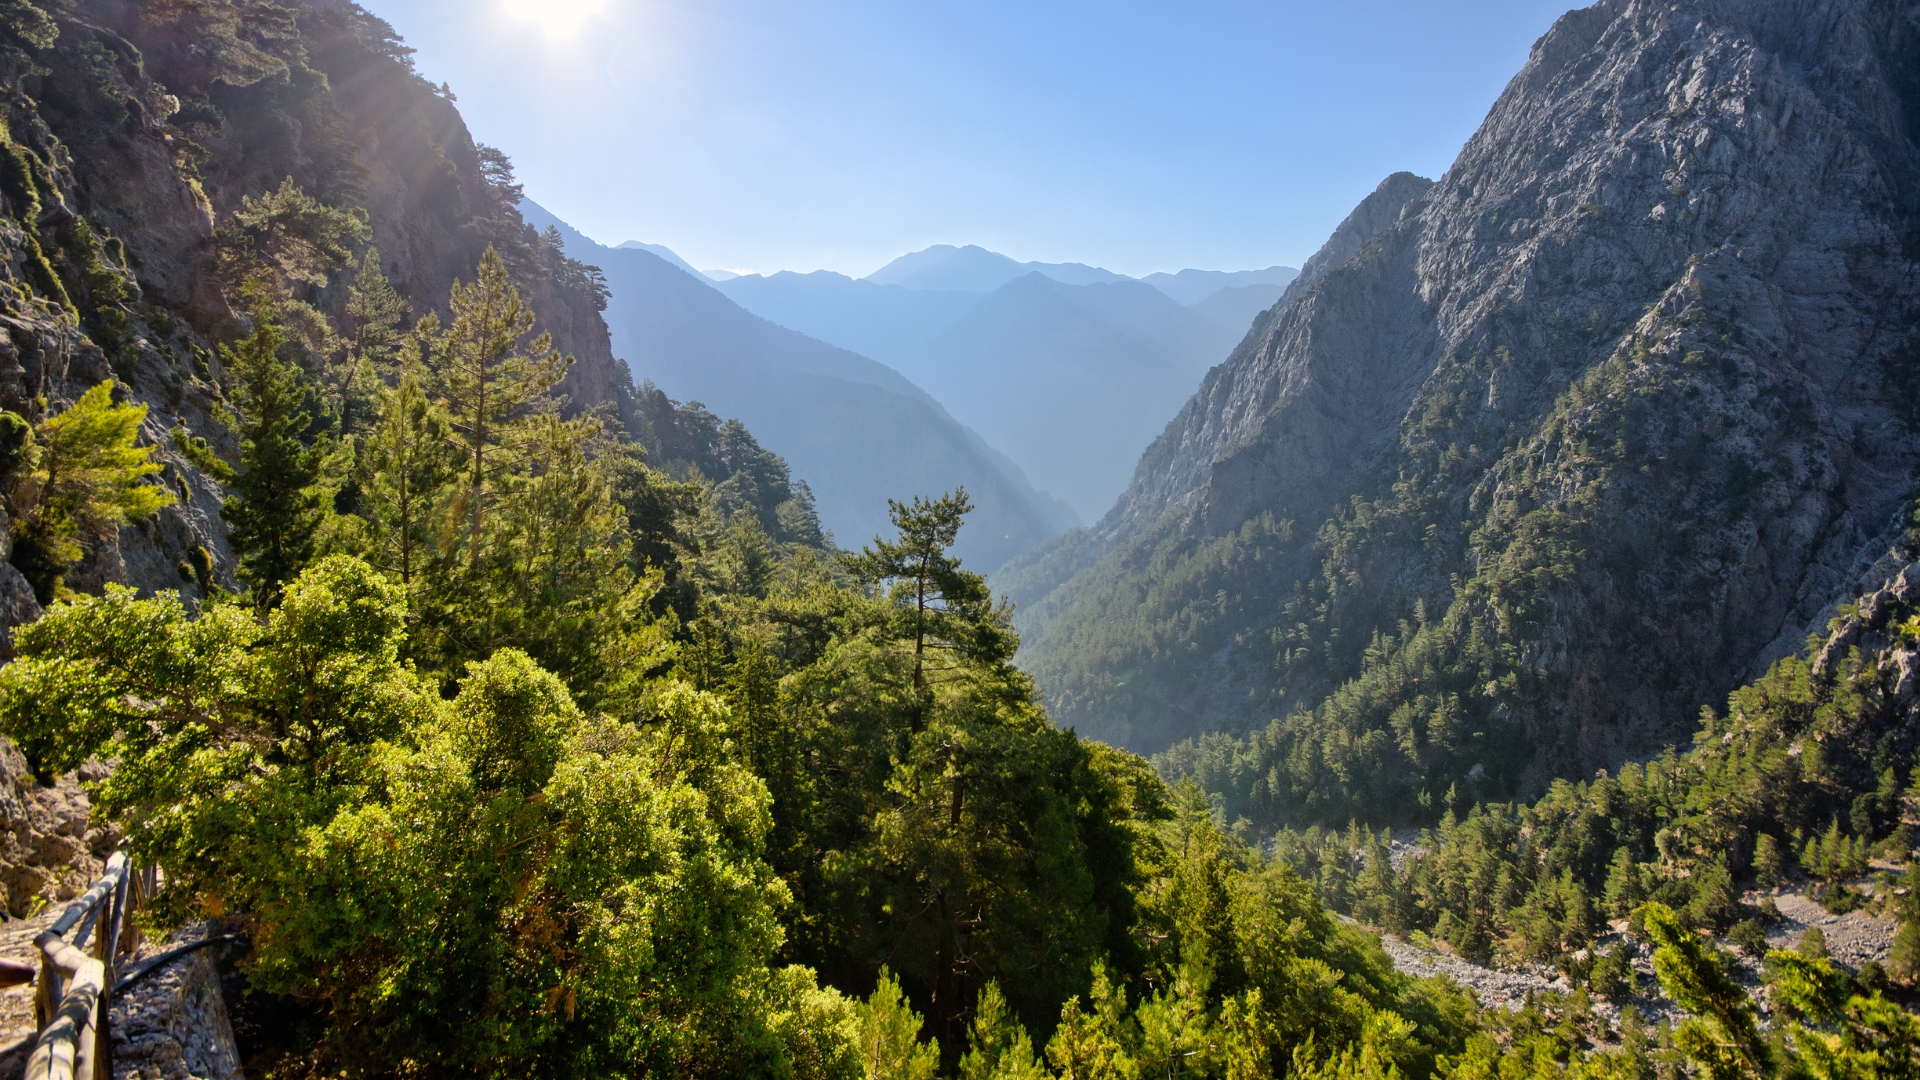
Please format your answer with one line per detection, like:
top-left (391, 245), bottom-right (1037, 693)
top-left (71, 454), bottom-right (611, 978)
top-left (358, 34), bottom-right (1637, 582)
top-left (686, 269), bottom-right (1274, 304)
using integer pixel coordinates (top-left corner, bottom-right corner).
top-left (1006, 0), bottom-right (1920, 824)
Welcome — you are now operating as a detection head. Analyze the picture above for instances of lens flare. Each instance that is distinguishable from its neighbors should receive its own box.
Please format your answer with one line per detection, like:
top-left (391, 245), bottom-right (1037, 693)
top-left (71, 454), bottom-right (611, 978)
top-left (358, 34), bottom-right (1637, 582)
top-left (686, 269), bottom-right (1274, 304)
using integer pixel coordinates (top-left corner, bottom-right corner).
top-left (500, 0), bottom-right (606, 38)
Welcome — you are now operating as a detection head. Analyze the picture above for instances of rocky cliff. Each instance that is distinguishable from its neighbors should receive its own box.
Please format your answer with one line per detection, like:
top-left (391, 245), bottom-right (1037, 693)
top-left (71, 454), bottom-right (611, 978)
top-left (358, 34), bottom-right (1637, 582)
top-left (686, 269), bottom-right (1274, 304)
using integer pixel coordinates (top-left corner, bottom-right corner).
top-left (0, 0), bottom-right (626, 617)
top-left (1003, 0), bottom-right (1920, 823)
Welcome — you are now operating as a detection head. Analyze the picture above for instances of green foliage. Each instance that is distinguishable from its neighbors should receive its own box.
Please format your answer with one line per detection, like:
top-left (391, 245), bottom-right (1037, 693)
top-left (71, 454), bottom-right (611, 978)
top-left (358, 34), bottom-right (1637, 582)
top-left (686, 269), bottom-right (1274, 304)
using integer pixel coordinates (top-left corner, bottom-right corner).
top-left (419, 243), bottom-right (571, 566)
top-left (1642, 902), bottom-right (1768, 1080)
top-left (1765, 950), bottom-right (1920, 1080)
top-left (168, 424), bottom-right (234, 484)
top-left (0, 558), bottom-right (856, 1076)
top-left (0, 0), bottom-right (57, 52)
top-left (4, 382), bottom-right (172, 603)
top-left (960, 983), bottom-right (1048, 1080)
top-left (847, 488), bottom-right (1011, 699)
top-left (1588, 944), bottom-right (1636, 1001)
top-left (861, 971), bottom-right (941, 1080)
top-left (345, 370), bottom-right (450, 599)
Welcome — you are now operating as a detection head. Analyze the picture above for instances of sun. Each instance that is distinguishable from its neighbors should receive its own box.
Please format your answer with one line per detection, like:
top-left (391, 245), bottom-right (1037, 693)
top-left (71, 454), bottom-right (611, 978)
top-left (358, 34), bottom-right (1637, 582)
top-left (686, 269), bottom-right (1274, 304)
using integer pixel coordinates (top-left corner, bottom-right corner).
top-left (499, 0), bottom-right (606, 38)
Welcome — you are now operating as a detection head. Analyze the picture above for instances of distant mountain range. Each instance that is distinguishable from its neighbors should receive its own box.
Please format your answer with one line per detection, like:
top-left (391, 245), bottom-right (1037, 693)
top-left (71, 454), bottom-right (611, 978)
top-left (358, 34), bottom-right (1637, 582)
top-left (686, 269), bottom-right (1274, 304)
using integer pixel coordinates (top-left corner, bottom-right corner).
top-left (706, 249), bottom-right (1298, 519)
top-left (525, 215), bottom-right (1299, 524)
top-left (865, 244), bottom-right (1134, 292)
top-left (521, 201), bottom-right (1078, 571)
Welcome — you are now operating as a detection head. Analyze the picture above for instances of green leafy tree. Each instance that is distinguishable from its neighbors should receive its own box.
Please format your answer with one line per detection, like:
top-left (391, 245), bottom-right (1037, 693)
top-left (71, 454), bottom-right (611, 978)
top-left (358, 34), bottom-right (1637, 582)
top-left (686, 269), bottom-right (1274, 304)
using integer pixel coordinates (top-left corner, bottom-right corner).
top-left (3, 382), bottom-right (173, 603)
top-left (0, 556), bottom-right (860, 1077)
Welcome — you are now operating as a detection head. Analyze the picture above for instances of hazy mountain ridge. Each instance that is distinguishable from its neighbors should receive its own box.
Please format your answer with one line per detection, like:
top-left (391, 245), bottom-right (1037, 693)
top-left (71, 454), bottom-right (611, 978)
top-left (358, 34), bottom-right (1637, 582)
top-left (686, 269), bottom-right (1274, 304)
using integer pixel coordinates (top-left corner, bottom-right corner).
top-left (864, 243), bottom-right (1132, 293)
top-left (1141, 266), bottom-right (1300, 306)
top-left (1005, 0), bottom-right (1920, 819)
top-left (528, 203), bottom-right (1079, 568)
top-left (906, 273), bottom-right (1244, 520)
top-left (710, 252), bottom-right (1298, 519)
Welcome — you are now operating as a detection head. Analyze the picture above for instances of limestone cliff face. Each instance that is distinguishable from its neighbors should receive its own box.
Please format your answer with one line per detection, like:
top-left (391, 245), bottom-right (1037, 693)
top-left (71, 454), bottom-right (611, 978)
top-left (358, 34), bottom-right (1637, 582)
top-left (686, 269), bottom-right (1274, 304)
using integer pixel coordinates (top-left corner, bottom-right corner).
top-left (0, 0), bottom-right (628, 614)
top-left (1008, 0), bottom-right (1920, 808)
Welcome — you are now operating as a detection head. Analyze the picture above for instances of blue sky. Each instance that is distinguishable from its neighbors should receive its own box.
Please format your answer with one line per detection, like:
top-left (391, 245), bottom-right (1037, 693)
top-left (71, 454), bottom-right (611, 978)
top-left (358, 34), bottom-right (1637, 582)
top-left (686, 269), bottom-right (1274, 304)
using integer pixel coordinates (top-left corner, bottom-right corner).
top-left (365, 0), bottom-right (1576, 278)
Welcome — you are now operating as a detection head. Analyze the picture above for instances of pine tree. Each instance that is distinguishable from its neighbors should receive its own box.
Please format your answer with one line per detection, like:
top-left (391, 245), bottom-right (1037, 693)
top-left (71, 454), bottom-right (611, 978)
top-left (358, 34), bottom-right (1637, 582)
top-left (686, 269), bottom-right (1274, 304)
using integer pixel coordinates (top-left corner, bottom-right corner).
top-left (1754, 833), bottom-right (1786, 887)
top-left (329, 247), bottom-right (407, 433)
top-left (223, 315), bottom-right (326, 606)
top-left (3, 382), bottom-right (173, 602)
top-left (346, 247), bottom-right (406, 370)
top-left (356, 371), bottom-right (451, 601)
top-left (1644, 901), bottom-right (1770, 1080)
top-left (959, 982), bottom-right (1047, 1080)
top-left (847, 487), bottom-right (1013, 710)
top-left (420, 245), bottom-right (571, 567)
top-left (859, 969), bottom-right (939, 1080)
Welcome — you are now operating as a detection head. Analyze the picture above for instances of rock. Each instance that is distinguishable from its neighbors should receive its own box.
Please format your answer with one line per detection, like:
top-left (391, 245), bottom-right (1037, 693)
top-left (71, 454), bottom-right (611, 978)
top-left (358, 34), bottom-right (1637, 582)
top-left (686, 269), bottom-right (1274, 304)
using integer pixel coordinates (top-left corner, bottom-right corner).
top-left (1893, 649), bottom-right (1920, 705)
top-left (110, 929), bottom-right (243, 1080)
top-left (1895, 565), bottom-right (1920, 605)
top-left (1863, 590), bottom-right (1898, 629)
top-left (1815, 619), bottom-right (1866, 679)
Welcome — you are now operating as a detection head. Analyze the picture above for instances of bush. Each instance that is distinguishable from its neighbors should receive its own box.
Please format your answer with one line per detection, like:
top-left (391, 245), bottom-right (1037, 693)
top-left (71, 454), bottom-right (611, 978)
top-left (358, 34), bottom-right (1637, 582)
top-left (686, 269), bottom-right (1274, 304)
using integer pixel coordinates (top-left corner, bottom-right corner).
top-left (1589, 944), bottom-right (1636, 1001)
top-left (1728, 919), bottom-right (1769, 959)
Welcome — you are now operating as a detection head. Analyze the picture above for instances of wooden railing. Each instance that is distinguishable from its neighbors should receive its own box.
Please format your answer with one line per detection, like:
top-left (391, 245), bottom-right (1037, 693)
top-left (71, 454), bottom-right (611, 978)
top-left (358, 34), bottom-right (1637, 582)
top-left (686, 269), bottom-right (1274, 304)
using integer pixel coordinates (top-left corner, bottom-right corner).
top-left (22, 851), bottom-right (149, 1080)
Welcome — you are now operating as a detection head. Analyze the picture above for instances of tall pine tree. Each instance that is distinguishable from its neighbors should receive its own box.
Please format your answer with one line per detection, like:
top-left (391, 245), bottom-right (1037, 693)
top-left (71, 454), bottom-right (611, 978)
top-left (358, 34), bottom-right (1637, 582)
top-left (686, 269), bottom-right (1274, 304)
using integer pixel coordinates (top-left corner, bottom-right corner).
top-left (223, 314), bottom-right (326, 606)
top-left (420, 245), bottom-right (571, 566)
top-left (356, 370), bottom-right (451, 602)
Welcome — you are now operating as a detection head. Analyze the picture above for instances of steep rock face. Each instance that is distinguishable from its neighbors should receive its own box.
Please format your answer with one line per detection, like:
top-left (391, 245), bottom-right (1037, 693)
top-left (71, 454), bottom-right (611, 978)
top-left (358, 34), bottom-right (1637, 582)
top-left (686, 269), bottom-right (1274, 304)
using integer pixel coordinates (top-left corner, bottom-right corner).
top-left (1008, 0), bottom-right (1920, 816)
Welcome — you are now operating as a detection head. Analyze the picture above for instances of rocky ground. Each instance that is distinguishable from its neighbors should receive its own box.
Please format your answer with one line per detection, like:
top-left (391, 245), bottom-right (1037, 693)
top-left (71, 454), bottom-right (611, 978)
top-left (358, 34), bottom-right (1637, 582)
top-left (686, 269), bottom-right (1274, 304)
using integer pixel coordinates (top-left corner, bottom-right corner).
top-left (1365, 876), bottom-right (1903, 1024)
top-left (109, 926), bottom-right (244, 1080)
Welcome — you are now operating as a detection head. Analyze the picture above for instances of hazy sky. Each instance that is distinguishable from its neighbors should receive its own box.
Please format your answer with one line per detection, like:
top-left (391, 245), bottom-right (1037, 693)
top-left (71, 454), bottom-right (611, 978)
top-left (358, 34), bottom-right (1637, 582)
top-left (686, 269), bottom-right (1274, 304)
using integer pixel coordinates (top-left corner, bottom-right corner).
top-left (365, 0), bottom-right (1574, 278)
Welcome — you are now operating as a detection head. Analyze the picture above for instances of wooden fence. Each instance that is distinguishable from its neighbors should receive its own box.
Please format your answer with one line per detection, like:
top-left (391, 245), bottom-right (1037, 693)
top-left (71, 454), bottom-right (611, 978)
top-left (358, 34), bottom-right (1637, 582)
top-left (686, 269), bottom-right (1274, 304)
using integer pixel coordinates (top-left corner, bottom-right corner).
top-left (22, 851), bottom-right (149, 1080)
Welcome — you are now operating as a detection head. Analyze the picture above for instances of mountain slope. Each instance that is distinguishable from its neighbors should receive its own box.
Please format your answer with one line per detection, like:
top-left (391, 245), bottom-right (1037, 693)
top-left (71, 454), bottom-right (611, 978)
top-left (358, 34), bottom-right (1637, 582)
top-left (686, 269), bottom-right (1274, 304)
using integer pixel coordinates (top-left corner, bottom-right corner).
top-left (712, 270), bottom-right (981, 370)
top-left (904, 274), bottom-right (1244, 520)
top-left (536, 211), bottom-right (1078, 568)
top-left (1004, 0), bottom-right (1920, 823)
top-left (1190, 283), bottom-right (1288, 334)
top-left (1141, 266), bottom-right (1299, 305)
top-left (0, 0), bottom-right (624, 612)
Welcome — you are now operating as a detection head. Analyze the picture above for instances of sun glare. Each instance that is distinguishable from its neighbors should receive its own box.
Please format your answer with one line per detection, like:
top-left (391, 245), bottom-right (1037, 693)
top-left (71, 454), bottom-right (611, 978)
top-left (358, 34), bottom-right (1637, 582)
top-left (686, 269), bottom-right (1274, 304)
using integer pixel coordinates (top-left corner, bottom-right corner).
top-left (500, 0), bottom-right (606, 38)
